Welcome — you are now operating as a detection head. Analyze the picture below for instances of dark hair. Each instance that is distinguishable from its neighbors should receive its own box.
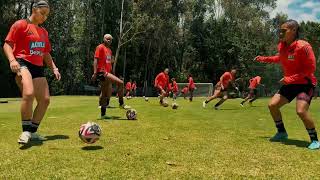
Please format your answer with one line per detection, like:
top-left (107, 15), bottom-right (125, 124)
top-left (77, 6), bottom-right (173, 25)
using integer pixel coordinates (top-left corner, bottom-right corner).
top-left (32, 0), bottom-right (49, 8)
top-left (284, 19), bottom-right (300, 39)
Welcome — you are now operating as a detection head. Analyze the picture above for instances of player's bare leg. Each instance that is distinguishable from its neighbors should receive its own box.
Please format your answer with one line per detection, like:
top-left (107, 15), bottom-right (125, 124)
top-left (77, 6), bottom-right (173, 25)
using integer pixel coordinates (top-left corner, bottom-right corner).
top-left (203, 89), bottom-right (221, 108)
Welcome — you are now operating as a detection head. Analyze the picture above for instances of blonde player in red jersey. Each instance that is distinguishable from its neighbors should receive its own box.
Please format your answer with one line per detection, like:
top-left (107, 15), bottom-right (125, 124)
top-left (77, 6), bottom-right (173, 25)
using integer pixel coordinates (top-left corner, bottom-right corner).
top-left (3, 0), bottom-right (61, 144)
top-left (92, 34), bottom-right (130, 118)
top-left (202, 69), bottom-right (237, 109)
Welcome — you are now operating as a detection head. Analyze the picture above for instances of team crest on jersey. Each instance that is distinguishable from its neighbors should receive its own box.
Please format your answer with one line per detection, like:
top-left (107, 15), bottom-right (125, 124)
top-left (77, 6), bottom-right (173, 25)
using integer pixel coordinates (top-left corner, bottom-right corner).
top-left (288, 55), bottom-right (295, 60)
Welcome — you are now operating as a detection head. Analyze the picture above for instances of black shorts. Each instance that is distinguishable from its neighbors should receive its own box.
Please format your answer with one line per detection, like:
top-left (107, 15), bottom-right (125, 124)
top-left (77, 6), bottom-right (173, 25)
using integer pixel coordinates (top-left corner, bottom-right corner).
top-left (249, 89), bottom-right (258, 97)
top-left (97, 72), bottom-right (106, 82)
top-left (278, 84), bottom-right (315, 104)
top-left (17, 59), bottom-right (44, 79)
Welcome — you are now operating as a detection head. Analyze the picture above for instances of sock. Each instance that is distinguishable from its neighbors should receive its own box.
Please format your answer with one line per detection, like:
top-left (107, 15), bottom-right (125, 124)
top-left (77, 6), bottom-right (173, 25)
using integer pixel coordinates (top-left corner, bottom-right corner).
top-left (119, 97), bottom-right (124, 106)
top-left (307, 128), bottom-right (318, 141)
top-left (30, 122), bottom-right (40, 133)
top-left (22, 120), bottom-right (32, 132)
top-left (275, 120), bottom-right (286, 133)
top-left (106, 98), bottom-right (110, 107)
top-left (101, 107), bottom-right (106, 116)
top-left (214, 100), bottom-right (225, 108)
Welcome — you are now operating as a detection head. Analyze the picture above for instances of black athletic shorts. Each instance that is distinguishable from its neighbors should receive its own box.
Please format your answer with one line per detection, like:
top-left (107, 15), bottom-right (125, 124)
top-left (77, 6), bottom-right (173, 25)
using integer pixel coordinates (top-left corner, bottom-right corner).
top-left (97, 72), bottom-right (106, 82)
top-left (278, 84), bottom-right (315, 104)
top-left (17, 59), bottom-right (44, 79)
top-left (249, 89), bottom-right (258, 97)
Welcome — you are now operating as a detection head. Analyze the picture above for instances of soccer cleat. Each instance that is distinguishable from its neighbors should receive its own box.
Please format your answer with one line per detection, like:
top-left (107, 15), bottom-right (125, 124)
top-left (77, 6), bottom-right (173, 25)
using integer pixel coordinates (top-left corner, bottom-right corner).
top-left (308, 141), bottom-right (320, 150)
top-left (31, 133), bottom-right (47, 141)
top-left (120, 104), bottom-right (131, 110)
top-left (202, 101), bottom-right (206, 108)
top-left (18, 131), bottom-right (31, 144)
top-left (269, 132), bottom-right (288, 141)
top-left (240, 103), bottom-right (244, 107)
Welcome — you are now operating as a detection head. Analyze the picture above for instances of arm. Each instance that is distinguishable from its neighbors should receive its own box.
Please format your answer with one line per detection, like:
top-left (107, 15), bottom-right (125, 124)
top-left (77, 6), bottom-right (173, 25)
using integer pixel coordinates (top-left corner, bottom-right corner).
top-left (3, 42), bottom-right (20, 73)
top-left (255, 55), bottom-right (280, 63)
top-left (283, 45), bottom-right (316, 84)
top-left (44, 53), bottom-right (61, 81)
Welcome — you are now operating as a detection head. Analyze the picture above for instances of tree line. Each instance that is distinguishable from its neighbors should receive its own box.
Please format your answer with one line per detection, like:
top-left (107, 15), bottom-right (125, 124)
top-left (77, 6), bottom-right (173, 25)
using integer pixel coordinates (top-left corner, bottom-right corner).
top-left (0, 0), bottom-right (319, 97)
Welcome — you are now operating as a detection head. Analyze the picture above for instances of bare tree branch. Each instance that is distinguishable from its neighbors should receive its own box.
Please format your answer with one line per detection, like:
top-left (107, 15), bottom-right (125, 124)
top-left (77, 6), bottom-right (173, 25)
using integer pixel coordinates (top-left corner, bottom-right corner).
top-left (120, 31), bottom-right (145, 47)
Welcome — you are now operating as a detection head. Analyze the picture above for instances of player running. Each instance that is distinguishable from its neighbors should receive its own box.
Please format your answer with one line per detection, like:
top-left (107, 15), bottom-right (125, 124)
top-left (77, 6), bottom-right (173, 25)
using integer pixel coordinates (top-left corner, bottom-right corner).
top-left (202, 69), bottom-right (237, 109)
top-left (3, 0), bottom-right (61, 144)
top-left (255, 19), bottom-right (319, 150)
top-left (132, 81), bottom-right (137, 97)
top-left (154, 68), bottom-right (170, 106)
top-left (92, 34), bottom-right (130, 118)
top-left (240, 76), bottom-right (263, 107)
top-left (171, 78), bottom-right (179, 100)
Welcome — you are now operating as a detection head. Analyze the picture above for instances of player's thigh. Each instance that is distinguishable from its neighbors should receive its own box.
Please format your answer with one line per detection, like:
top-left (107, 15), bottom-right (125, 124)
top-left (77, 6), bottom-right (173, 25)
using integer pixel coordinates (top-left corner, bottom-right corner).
top-left (105, 73), bottom-right (123, 84)
top-left (19, 68), bottom-right (34, 97)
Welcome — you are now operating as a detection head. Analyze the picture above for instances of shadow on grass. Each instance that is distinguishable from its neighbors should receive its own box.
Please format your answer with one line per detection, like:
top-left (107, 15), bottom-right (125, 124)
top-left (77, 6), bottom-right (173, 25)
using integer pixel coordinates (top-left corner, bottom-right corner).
top-left (98, 116), bottom-right (131, 121)
top-left (19, 135), bottom-right (69, 150)
top-left (259, 136), bottom-right (309, 148)
top-left (81, 146), bottom-right (104, 151)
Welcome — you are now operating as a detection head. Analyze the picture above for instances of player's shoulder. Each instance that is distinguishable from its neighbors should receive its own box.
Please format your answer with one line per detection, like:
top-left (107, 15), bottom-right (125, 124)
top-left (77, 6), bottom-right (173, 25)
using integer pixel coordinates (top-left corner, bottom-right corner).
top-left (296, 40), bottom-right (312, 49)
top-left (12, 19), bottom-right (28, 29)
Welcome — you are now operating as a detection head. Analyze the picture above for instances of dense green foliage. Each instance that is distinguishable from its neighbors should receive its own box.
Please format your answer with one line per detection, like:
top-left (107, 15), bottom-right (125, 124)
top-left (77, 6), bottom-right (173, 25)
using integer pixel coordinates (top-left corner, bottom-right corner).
top-left (0, 0), bottom-right (319, 97)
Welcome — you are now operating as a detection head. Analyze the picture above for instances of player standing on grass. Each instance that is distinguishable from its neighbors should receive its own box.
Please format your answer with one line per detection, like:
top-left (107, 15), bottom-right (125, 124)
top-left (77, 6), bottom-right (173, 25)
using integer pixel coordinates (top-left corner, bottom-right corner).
top-left (240, 76), bottom-right (263, 107)
top-left (3, 0), bottom-right (61, 144)
top-left (132, 81), bottom-right (137, 97)
top-left (125, 80), bottom-right (132, 98)
top-left (154, 68), bottom-right (170, 106)
top-left (171, 78), bottom-right (179, 100)
top-left (255, 19), bottom-right (319, 150)
top-left (202, 69), bottom-right (237, 109)
top-left (92, 34), bottom-right (130, 118)
top-left (188, 74), bottom-right (196, 102)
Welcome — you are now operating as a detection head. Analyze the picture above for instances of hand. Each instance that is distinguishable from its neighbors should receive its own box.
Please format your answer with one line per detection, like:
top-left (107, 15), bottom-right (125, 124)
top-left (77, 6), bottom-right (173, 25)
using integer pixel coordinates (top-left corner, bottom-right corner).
top-left (91, 73), bottom-right (97, 81)
top-left (54, 69), bottom-right (61, 81)
top-left (10, 60), bottom-right (20, 73)
top-left (279, 78), bottom-right (285, 84)
top-left (221, 85), bottom-right (224, 90)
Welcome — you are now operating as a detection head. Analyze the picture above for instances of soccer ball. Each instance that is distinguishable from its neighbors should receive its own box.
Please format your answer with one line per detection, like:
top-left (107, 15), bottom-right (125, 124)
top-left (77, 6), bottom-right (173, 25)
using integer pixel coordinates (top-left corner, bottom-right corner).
top-left (172, 103), bottom-right (179, 109)
top-left (145, 97), bottom-right (149, 102)
top-left (126, 109), bottom-right (137, 120)
top-left (79, 122), bottom-right (102, 144)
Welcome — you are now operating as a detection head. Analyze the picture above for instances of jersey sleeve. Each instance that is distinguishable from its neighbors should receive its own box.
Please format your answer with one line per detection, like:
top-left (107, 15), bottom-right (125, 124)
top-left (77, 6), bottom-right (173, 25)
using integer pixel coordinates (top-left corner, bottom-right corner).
top-left (94, 45), bottom-right (101, 59)
top-left (5, 20), bottom-right (27, 44)
top-left (283, 45), bottom-right (316, 84)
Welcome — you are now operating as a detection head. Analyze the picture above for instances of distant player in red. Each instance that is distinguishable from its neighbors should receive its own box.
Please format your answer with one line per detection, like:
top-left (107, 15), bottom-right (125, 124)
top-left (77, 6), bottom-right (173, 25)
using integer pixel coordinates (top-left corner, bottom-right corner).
top-left (188, 74), bottom-right (196, 101)
top-left (125, 80), bottom-right (132, 98)
top-left (154, 68), bottom-right (170, 106)
top-left (171, 78), bottom-right (179, 100)
top-left (202, 69), bottom-right (237, 109)
top-left (3, 1), bottom-right (61, 144)
top-left (132, 81), bottom-right (137, 97)
top-left (255, 20), bottom-right (319, 149)
top-left (180, 86), bottom-right (189, 99)
top-left (92, 34), bottom-right (130, 118)
top-left (240, 76), bottom-right (263, 106)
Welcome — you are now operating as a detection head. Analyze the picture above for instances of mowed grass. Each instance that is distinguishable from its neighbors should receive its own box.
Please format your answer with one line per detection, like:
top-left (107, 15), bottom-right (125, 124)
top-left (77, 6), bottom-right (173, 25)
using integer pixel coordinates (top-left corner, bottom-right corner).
top-left (1, 96), bottom-right (320, 179)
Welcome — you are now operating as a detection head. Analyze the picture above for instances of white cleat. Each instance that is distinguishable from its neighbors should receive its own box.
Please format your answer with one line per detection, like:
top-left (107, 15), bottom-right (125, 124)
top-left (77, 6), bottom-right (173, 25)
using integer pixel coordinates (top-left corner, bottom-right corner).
top-left (240, 103), bottom-right (244, 107)
top-left (18, 131), bottom-right (31, 144)
top-left (202, 101), bottom-right (207, 108)
top-left (31, 133), bottom-right (47, 141)
top-left (120, 104), bottom-right (131, 110)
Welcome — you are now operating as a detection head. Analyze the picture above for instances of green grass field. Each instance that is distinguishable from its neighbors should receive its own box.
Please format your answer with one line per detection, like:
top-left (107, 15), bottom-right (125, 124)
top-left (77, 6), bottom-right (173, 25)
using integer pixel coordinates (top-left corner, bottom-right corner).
top-left (1, 96), bottom-right (320, 179)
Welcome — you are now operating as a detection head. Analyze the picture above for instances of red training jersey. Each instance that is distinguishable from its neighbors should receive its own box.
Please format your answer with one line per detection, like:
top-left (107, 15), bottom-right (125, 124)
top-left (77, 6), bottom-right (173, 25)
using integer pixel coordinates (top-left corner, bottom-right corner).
top-left (155, 72), bottom-right (169, 90)
top-left (172, 81), bottom-right (179, 92)
top-left (94, 44), bottom-right (112, 73)
top-left (5, 19), bottom-right (51, 66)
top-left (249, 76), bottom-right (262, 89)
top-left (181, 87), bottom-right (189, 94)
top-left (256, 40), bottom-right (317, 86)
top-left (126, 82), bottom-right (132, 90)
top-left (131, 83), bottom-right (137, 90)
top-left (219, 72), bottom-right (235, 88)
top-left (188, 77), bottom-right (195, 89)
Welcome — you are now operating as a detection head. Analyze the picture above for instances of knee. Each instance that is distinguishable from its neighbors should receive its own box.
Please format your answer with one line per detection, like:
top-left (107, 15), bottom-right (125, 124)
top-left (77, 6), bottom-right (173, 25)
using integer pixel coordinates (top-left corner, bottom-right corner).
top-left (23, 92), bottom-right (34, 102)
top-left (39, 96), bottom-right (50, 107)
top-left (268, 102), bottom-right (278, 110)
top-left (296, 109), bottom-right (307, 118)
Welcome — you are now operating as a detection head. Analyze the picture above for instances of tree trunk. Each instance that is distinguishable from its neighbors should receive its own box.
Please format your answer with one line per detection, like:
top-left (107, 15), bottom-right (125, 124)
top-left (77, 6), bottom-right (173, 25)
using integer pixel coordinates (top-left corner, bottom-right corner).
top-left (112, 0), bottom-right (124, 74)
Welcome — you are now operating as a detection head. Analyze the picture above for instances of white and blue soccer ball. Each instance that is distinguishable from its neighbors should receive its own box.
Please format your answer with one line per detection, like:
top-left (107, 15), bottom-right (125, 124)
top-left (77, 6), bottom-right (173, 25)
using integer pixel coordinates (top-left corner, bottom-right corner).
top-left (126, 109), bottom-right (137, 120)
top-left (172, 102), bottom-right (179, 109)
top-left (79, 122), bottom-right (102, 144)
